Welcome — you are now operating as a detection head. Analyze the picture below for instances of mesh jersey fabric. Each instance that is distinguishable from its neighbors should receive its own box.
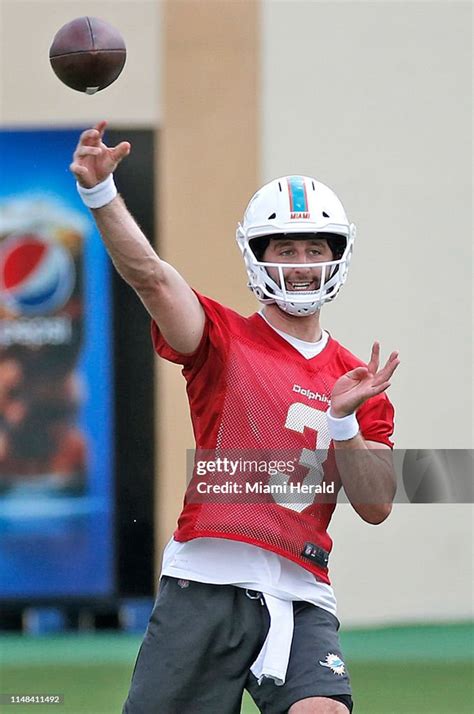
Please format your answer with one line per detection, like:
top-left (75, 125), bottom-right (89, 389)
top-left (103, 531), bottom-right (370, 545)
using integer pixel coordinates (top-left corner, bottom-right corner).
top-left (151, 293), bottom-right (394, 584)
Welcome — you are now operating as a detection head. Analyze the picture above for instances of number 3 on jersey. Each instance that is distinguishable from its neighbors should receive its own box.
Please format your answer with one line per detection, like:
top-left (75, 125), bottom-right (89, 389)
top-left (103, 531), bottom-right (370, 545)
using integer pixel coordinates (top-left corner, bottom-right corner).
top-left (269, 402), bottom-right (331, 512)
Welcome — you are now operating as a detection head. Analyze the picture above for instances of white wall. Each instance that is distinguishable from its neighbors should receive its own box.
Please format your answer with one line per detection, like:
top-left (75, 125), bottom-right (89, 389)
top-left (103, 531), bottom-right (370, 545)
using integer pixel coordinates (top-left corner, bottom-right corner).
top-left (263, 0), bottom-right (472, 625)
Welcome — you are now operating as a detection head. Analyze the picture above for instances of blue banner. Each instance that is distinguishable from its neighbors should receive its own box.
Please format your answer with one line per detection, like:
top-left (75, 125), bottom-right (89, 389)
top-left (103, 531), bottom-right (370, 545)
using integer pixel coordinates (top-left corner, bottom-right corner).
top-left (0, 129), bottom-right (114, 598)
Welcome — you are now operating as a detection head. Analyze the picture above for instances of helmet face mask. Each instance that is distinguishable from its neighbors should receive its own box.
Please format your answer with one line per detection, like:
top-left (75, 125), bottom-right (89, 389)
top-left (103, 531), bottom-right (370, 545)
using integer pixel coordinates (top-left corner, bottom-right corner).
top-left (236, 176), bottom-right (356, 316)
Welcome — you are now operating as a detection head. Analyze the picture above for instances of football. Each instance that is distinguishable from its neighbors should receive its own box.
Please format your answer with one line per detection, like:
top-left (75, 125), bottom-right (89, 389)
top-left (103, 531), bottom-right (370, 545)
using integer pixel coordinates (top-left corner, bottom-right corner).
top-left (49, 16), bottom-right (126, 94)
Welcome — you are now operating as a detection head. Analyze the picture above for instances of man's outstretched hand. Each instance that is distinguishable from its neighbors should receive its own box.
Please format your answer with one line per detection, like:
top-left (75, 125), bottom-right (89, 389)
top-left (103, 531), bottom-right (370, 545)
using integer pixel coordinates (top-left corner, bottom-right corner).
top-left (69, 120), bottom-right (131, 188)
top-left (330, 342), bottom-right (400, 418)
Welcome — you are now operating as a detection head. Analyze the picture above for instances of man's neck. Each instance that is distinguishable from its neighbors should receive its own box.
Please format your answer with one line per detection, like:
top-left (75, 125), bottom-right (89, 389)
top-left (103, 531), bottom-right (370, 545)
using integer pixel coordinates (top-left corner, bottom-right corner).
top-left (262, 304), bottom-right (323, 342)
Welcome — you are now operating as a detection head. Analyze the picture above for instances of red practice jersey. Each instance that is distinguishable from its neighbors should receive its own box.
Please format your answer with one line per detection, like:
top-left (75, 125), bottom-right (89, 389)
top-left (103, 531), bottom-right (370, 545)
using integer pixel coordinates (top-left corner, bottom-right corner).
top-left (152, 294), bottom-right (394, 583)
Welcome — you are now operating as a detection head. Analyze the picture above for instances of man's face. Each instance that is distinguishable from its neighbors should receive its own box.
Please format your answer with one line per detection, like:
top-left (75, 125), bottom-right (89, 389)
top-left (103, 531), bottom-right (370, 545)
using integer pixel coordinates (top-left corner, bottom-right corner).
top-left (262, 238), bottom-right (334, 292)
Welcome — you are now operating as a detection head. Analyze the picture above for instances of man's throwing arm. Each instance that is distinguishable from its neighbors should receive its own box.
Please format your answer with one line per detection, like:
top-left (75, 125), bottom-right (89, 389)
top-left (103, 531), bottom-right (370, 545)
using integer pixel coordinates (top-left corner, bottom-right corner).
top-left (70, 121), bottom-right (205, 355)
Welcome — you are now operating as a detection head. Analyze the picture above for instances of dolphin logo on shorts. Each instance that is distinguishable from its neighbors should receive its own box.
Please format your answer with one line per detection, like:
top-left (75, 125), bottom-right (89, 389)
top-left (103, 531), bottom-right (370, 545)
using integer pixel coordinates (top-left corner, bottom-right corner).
top-left (319, 653), bottom-right (345, 676)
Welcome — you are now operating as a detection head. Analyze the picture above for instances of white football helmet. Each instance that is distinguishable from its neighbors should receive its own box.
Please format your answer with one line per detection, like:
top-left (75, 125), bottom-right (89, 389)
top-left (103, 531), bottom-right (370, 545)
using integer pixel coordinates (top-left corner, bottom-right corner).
top-left (236, 176), bottom-right (356, 316)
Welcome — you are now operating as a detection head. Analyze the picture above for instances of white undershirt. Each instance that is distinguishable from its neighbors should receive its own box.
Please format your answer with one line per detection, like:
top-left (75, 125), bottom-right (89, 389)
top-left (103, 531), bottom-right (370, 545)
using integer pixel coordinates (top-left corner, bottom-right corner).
top-left (258, 309), bottom-right (329, 359)
top-left (162, 537), bottom-right (336, 615)
top-left (160, 317), bottom-right (337, 684)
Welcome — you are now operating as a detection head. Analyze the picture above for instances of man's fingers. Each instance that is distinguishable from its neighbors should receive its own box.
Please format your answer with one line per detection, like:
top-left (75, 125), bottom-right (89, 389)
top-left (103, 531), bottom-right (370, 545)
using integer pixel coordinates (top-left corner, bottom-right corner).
top-left (371, 357), bottom-right (399, 389)
top-left (110, 141), bottom-right (131, 162)
top-left (79, 128), bottom-right (100, 144)
top-left (69, 163), bottom-right (90, 184)
top-left (388, 354), bottom-right (400, 373)
top-left (388, 351), bottom-right (400, 364)
top-left (370, 381), bottom-right (391, 396)
top-left (72, 124), bottom-right (127, 186)
top-left (378, 352), bottom-right (400, 380)
top-left (70, 161), bottom-right (86, 175)
top-left (346, 366), bottom-right (369, 380)
top-left (94, 120), bottom-right (107, 136)
top-left (368, 345), bottom-right (400, 380)
top-left (75, 146), bottom-right (102, 158)
top-left (367, 341), bottom-right (380, 374)
top-left (78, 122), bottom-right (107, 149)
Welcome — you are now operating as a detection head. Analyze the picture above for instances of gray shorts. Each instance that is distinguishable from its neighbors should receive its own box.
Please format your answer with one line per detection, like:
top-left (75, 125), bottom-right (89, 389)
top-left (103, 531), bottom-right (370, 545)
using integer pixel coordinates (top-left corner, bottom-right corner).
top-left (122, 576), bottom-right (352, 714)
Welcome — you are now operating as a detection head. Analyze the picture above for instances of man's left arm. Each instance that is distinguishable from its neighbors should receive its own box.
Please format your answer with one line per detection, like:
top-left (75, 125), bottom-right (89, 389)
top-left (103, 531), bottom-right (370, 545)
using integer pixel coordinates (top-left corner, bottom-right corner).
top-left (333, 436), bottom-right (396, 524)
top-left (328, 342), bottom-right (400, 524)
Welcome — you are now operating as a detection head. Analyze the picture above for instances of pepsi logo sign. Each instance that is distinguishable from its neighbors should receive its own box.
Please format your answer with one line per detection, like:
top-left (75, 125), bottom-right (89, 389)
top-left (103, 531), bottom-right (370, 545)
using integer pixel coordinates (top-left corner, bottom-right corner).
top-left (0, 233), bottom-right (75, 317)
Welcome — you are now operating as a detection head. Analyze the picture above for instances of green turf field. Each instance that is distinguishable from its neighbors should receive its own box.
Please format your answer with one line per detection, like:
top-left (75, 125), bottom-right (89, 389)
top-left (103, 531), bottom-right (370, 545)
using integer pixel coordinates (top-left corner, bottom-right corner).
top-left (1, 623), bottom-right (472, 713)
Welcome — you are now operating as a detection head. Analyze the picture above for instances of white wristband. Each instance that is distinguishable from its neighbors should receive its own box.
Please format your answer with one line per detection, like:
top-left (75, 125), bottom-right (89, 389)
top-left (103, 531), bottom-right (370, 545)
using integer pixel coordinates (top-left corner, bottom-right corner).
top-left (76, 174), bottom-right (117, 209)
top-left (326, 409), bottom-right (359, 441)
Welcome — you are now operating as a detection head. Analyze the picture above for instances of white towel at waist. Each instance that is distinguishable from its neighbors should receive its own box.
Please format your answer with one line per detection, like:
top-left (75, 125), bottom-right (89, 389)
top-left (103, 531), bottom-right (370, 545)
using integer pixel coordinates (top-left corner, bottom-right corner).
top-left (250, 593), bottom-right (294, 686)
